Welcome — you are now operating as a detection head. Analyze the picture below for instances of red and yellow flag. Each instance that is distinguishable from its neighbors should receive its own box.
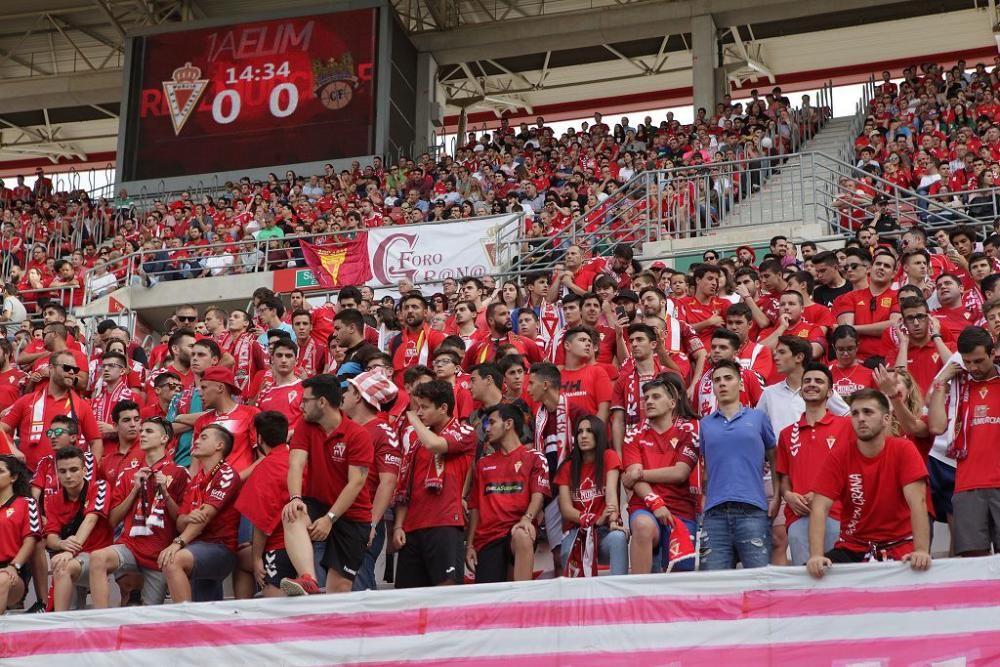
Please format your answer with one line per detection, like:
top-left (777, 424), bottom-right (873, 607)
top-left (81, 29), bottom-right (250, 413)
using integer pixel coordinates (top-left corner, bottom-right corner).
top-left (300, 235), bottom-right (372, 289)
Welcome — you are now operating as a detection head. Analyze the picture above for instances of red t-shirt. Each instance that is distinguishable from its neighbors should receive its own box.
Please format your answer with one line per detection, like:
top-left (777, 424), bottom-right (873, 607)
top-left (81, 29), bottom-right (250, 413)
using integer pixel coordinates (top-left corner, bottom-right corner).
top-left (932, 305), bottom-right (978, 340)
top-left (234, 445), bottom-right (290, 551)
top-left (291, 415), bottom-right (374, 522)
top-left (100, 443), bottom-right (142, 487)
top-left (400, 419), bottom-right (475, 532)
top-left (553, 449), bottom-right (622, 531)
top-left (737, 341), bottom-right (774, 381)
top-left (0, 367), bottom-right (27, 412)
top-left (361, 416), bottom-right (401, 515)
top-left (622, 424), bottom-right (699, 519)
top-left (954, 375), bottom-right (1000, 493)
top-left (0, 496), bottom-right (41, 562)
top-left (1, 390), bottom-right (101, 470)
top-left (462, 333), bottom-right (544, 369)
top-left (114, 457), bottom-right (189, 569)
top-left (828, 363), bottom-right (877, 399)
top-left (31, 451), bottom-right (97, 504)
top-left (30, 348), bottom-right (89, 394)
top-left (469, 445), bottom-right (550, 549)
top-left (257, 380), bottom-right (303, 433)
top-left (775, 412), bottom-right (853, 526)
top-left (833, 287), bottom-right (899, 360)
top-left (560, 365), bottom-right (612, 415)
top-left (803, 303), bottom-right (837, 331)
top-left (679, 295), bottom-right (731, 351)
top-left (144, 365), bottom-right (195, 405)
top-left (42, 479), bottom-right (113, 553)
top-left (193, 405), bottom-right (260, 475)
top-left (881, 333), bottom-right (954, 396)
top-left (179, 461), bottom-right (242, 551)
top-left (813, 436), bottom-right (927, 550)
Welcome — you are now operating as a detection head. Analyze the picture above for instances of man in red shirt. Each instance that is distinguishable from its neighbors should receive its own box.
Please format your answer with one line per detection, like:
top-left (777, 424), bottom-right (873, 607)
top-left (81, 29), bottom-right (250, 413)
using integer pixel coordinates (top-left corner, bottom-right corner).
top-left (932, 273), bottom-right (981, 338)
top-left (1, 350), bottom-right (102, 469)
top-left (342, 369), bottom-right (401, 591)
top-left (100, 401), bottom-right (143, 484)
top-left (281, 375), bottom-right (374, 595)
top-left (559, 327), bottom-right (611, 422)
top-left (234, 411), bottom-right (292, 598)
top-left (694, 328), bottom-right (765, 416)
top-left (183, 366), bottom-right (259, 477)
top-left (92, 351), bottom-right (139, 451)
top-left (27, 322), bottom-right (90, 395)
top-left (145, 328), bottom-right (196, 403)
top-left (253, 339), bottom-right (303, 431)
top-left (775, 364), bottom-right (853, 566)
top-left (463, 303), bottom-right (543, 369)
top-left (223, 311), bottom-right (267, 394)
top-left (808, 389), bottom-right (931, 577)
top-left (755, 259), bottom-right (788, 328)
top-left (884, 297), bottom-right (954, 395)
top-left (759, 290), bottom-right (827, 363)
top-left (928, 327), bottom-right (1000, 557)
top-left (88, 417), bottom-right (189, 607)
top-left (726, 303), bottom-right (774, 380)
top-left (390, 380), bottom-right (475, 588)
top-left (389, 292), bottom-right (446, 385)
top-left (621, 377), bottom-right (699, 574)
top-left (834, 251), bottom-right (901, 360)
top-left (0, 339), bottom-right (27, 413)
top-left (611, 324), bottom-right (666, 452)
top-left (290, 309), bottom-right (325, 377)
top-left (467, 403), bottom-right (549, 583)
top-left (158, 424), bottom-right (242, 602)
top-left (43, 447), bottom-right (113, 610)
top-left (680, 264), bottom-right (731, 350)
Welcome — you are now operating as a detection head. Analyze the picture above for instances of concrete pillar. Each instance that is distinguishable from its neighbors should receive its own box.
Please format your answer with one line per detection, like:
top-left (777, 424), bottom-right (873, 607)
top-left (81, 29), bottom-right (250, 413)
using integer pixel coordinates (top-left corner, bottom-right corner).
top-left (414, 52), bottom-right (440, 155)
top-left (691, 14), bottom-right (720, 118)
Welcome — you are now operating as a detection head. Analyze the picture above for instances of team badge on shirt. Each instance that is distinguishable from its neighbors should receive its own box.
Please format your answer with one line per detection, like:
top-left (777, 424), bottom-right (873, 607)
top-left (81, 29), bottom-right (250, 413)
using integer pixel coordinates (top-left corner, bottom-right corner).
top-left (514, 461), bottom-right (522, 473)
top-left (980, 388), bottom-right (989, 399)
top-left (827, 436), bottom-right (836, 450)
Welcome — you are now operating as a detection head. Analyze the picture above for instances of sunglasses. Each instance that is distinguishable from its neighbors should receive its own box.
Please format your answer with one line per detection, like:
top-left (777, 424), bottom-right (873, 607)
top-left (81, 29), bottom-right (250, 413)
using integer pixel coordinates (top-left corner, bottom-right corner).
top-left (61, 364), bottom-right (80, 374)
top-left (176, 316), bottom-right (197, 323)
top-left (843, 263), bottom-right (863, 271)
top-left (45, 427), bottom-right (75, 438)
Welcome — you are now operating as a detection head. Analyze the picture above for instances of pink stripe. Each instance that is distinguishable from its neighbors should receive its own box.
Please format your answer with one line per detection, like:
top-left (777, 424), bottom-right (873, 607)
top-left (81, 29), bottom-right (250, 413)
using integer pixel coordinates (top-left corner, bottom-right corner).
top-left (348, 630), bottom-right (1000, 667)
top-left (4, 579), bottom-right (999, 659)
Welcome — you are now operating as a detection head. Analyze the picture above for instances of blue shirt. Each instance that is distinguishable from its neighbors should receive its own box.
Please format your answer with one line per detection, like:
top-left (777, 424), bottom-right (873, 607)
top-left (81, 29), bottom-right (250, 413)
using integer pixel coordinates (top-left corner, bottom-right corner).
top-left (258, 322), bottom-right (295, 347)
top-left (699, 406), bottom-right (775, 512)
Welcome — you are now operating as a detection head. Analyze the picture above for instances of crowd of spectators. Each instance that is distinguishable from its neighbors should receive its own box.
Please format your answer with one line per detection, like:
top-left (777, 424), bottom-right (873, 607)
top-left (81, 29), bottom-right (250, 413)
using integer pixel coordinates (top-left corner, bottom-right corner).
top-left (0, 84), bottom-right (824, 314)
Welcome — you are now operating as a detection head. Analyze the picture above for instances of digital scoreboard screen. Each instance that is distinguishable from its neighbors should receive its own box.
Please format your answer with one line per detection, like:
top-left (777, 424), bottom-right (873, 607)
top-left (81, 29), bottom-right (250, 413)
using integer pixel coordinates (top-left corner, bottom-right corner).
top-left (121, 9), bottom-right (378, 181)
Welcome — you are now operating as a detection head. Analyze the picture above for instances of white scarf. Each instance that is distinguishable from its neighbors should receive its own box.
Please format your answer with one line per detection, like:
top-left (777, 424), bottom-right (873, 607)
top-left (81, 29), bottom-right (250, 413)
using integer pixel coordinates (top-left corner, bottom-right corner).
top-left (534, 395), bottom-right (571, 468)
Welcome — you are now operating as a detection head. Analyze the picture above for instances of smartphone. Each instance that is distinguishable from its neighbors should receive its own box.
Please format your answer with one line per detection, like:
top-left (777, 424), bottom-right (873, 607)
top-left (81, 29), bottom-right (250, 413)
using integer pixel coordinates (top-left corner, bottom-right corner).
top-left (616, 306), bottom-right (627, 320)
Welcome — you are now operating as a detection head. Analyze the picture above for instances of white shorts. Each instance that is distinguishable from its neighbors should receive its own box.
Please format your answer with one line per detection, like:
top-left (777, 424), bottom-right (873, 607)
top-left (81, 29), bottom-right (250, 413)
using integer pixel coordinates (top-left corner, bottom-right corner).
top-left (544, 497), bottom-right (565, 551)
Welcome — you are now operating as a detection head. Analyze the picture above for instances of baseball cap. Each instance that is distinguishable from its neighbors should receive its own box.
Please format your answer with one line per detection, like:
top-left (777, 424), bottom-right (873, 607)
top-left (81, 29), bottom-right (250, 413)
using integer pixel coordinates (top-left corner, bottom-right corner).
top-left (347, 369), bottom-right (398, 409)
top-left (650, 261), bottom-right (667, 270)
top-left (612, 289), bottom-right (639, 303)
top-left (201, 365), bottom-right (241, 395)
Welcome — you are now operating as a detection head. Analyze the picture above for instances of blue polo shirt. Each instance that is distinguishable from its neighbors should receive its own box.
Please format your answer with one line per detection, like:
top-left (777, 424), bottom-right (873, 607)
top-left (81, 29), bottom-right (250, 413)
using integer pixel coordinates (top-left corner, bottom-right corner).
top-left (700, 406), bottom-right (775, 512)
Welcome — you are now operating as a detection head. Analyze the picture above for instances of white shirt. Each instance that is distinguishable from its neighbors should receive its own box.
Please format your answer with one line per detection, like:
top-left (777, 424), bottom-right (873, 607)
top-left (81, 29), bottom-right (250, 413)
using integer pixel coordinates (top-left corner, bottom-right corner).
top-left (756, 380), bottom-right (850, 436)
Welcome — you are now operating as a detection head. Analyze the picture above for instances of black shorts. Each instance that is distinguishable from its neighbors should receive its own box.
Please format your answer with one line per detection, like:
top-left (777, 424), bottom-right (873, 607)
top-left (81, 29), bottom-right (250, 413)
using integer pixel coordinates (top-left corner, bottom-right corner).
top-left (825, 547), bottom-right (868, 564)
top-left (475, 535), bottom-right (513, 584)
top-left (305, 498), bottom-right (368, 580)
top-left (395, 526), bottom-right (464, 588)
top-left (262, 549), bottom-right (297, 588)
top-left (0, 560), bottom-right (30, 591)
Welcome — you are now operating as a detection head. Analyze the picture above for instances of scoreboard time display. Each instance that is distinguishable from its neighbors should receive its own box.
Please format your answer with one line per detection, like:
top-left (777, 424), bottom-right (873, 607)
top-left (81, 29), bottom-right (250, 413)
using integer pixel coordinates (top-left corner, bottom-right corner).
top-left (120, 9), bottom-right (378, 181)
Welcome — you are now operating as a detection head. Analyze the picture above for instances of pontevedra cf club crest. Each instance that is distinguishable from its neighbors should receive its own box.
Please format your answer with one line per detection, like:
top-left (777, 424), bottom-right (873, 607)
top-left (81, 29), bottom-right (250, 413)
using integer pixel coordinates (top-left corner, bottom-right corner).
top-left (163, 62), bottom-right (209, 135)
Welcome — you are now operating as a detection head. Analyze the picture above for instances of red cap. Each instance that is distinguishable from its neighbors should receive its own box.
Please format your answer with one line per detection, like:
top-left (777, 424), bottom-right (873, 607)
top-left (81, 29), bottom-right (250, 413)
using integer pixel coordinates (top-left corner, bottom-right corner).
top-left (201, 365), bottom-right (241, 395)
top-left (650, 260), bottom-right (667, 270)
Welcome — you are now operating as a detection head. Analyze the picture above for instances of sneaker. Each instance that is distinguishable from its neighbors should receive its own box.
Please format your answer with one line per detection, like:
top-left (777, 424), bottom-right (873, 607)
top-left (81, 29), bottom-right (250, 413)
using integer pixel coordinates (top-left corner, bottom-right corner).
top-left (25, 601), bottom-right (46, 614)
top-left (280, 574), bottom-right (320, 597)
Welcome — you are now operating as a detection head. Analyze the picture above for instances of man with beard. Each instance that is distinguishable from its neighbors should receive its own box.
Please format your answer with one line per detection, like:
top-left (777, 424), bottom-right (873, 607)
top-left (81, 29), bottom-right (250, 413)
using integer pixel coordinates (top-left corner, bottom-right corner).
top-left (638, 287), bottom-right (705, 383)
top-left (389, 292), bottom-right (445, 386)
top-left (808, 389), bottom-right (931, 577)
top-left (462, 303), bottom-right (543, 369)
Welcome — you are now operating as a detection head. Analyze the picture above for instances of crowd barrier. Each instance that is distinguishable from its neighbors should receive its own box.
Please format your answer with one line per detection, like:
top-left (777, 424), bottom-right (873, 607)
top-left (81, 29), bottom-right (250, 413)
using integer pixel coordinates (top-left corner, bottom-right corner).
top-left (3, 556), bottom-right (999, 666)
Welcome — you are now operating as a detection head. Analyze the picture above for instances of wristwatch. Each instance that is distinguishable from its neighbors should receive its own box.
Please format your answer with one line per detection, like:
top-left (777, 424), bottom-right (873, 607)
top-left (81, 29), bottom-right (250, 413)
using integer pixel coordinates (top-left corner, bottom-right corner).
top-left (11, 562), bottom-right (22, 573)
top-left (173, 537), bottom-right (187, 548)
top-left (930, 333), bottom-right (943, 340)
top-left (326, 511), bottom-right (337, 522)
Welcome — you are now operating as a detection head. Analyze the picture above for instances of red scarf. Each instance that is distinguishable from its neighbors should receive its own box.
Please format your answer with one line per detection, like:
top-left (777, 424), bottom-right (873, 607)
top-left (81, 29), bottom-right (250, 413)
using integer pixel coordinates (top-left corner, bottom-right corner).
top-left (395, 325), bottom-right (431, 370)
top-left (298, 337), bottom-right (318, 376)
top-left (395, 419), bottom-right (453, 504)
top-left (129, 456), bottom-right (173, 537)
top-left (230, 333), bottom-right (255, 392)
top-left (666, 516), bottom-right (696, 571)
top-left (93, 380), bottom-right (131, 425)
top-left (620, 356), bottom-right (663, 428)
top-left (534, 395), bottom-right (572, 469)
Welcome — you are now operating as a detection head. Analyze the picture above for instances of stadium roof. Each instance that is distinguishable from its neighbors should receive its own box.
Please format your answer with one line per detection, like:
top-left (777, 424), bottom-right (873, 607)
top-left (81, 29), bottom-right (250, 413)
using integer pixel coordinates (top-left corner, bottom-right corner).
top-left (0, 0), bottom-right (993, 167)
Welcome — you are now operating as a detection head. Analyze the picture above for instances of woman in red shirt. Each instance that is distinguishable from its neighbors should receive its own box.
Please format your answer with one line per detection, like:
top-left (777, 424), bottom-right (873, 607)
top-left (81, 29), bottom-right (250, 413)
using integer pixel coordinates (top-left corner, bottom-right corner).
top-left (0, 455), bottom-right (40, 614)
top-left (555, 415), bottom-right (627, 576)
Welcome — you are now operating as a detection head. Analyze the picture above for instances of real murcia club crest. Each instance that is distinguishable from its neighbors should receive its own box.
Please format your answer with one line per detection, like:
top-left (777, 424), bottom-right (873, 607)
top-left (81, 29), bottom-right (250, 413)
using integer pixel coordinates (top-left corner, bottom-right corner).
top-left (163, 62), bottom-right (209, 135)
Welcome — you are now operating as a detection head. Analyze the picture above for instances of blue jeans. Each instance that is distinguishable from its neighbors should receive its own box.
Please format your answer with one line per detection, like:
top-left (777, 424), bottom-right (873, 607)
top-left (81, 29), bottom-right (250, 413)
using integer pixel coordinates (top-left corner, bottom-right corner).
top-left (786, 516), bottom-right (839, 566)
top-left (352, 521), bottom-right (385, 591)
top-left (701, 502), bottom-right (771, 570)
top-left (559, 525), bottom-right (629, 576)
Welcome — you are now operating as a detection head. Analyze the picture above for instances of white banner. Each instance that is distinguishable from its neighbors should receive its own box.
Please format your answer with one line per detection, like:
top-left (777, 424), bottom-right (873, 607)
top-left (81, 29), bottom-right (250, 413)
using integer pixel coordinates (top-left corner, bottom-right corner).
top-left (365, 214), bottom-right (515, 287)
top-left (4, 557), bottom-right (1000, 665)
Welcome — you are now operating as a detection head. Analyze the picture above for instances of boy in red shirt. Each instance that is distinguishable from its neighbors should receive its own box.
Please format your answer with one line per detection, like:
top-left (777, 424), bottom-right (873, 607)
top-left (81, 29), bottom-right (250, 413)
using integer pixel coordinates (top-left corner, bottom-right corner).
top-left (679, 264), bottom-right (731, 351)
top-left (559, 327), bottom-right (611, 421)
top-left (807, 389), bottom-right (931, 577)
top-left (158, 424), bottom-right (242, 602)
top-left (88, 417), bottom-right (189, 608)
top-left (467, 403), bottom-right (549, 583)
top-left (234, 411), bottom-right (292, 598)
top-left (622, 377), bottom-right (699, 574)
top-left (43, 447), bottom-right (113, 611)
top-left (391, 380), bottom-right (475, 588)
top-left (775, 364), bottom-right (853, 566)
